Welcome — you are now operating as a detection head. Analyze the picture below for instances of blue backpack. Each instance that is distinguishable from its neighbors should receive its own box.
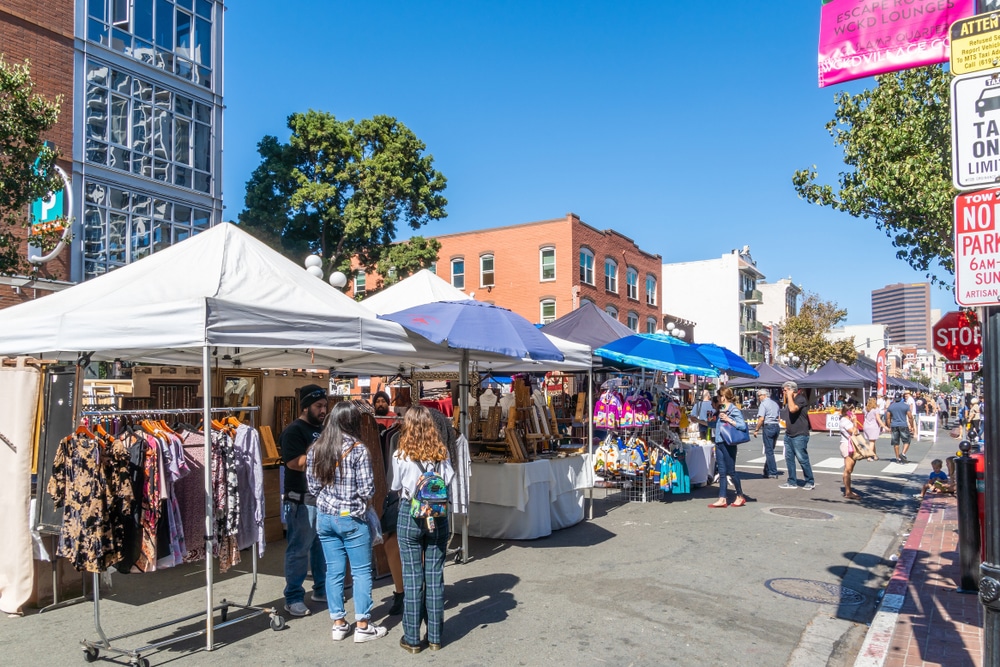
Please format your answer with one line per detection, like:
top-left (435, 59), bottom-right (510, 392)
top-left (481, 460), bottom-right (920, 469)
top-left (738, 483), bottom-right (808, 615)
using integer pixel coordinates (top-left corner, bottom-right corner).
top-left (410, 462), bottom-right (448, 520)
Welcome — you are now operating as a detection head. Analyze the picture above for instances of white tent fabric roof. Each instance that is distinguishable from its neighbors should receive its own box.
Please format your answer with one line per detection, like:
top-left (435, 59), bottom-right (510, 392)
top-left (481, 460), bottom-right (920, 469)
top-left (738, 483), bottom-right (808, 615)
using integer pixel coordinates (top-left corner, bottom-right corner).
top-left (360, 269), bottom-right (471, 315)
top-left (0, 223), bottom-right (459, 370)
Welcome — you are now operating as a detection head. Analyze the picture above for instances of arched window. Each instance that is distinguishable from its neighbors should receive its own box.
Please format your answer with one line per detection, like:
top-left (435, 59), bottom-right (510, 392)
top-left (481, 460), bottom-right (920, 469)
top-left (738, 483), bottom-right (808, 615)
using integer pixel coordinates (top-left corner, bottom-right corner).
top-left (580, 297), bottom-right (595, 308)
top-left (480, 253), bottom-right (494, 287)
top-left (646, 317), bottom-right (657, 334)
top-left (627, 311), bottom-right (639, 331)
top-left (451, 258), bottom-right (465, 289)
top-left (626, 267), bottom-right (638, 300)
top-left (540, 247), bottom-right (556, 281)
top-left (646, 275), bottom-right (657, 306)
top-left (606, 305), bottom-right (618, 320)
top-left (604, 259), bottom-right (617, 293)
top-left (540, 298), bottom-right (556, 324)
top-left (579, 248), bottom-right (594, 285)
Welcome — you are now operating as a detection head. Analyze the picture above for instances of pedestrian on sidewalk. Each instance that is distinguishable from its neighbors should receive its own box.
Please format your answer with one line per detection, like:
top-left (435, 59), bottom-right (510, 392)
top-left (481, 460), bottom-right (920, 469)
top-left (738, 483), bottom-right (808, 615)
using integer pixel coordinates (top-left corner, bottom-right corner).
top-left (839, 405), bottom-right (861, 500)
top-left (861, 397), bottom-right (884, 461)
top-left (709, 388), bottom-right (749, 508)
top-left (279, 384), bottom-right (329, 618)
top-left (307, 402), bottom-right (388, 644)
top-left (392, 406), bottom-right (455, 653)
top-left (779, 381), bottom-right (815, 490)
top-left (886, 392), bottom-right (915, 463)
top-left (753, 389), bottom-right (781, 479)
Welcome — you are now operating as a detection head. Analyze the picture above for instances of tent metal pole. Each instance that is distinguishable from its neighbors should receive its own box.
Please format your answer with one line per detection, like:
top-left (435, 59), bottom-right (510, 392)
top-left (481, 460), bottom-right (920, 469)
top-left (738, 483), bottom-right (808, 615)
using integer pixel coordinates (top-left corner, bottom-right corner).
top-left (588, 366), bottom-right (594, 521)
top-left (459, 349), bottom-right (470, 562)
top-left (202, 345), bottom-right (214, 650)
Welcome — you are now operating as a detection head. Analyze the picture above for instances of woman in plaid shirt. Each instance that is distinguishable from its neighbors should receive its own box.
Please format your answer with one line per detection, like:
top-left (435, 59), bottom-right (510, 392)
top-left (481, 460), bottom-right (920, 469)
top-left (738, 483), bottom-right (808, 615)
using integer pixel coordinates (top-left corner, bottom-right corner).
top-left (307, 402), bottom-right (388, 644)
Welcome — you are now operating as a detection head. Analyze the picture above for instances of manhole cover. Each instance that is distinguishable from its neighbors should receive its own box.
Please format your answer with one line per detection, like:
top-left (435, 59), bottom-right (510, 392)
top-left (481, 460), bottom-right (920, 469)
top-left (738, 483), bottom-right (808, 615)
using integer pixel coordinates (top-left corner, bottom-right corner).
top-left (769, 507), bottom-right (835, 521)
top-left (765, 578), bottom-right (866, 606)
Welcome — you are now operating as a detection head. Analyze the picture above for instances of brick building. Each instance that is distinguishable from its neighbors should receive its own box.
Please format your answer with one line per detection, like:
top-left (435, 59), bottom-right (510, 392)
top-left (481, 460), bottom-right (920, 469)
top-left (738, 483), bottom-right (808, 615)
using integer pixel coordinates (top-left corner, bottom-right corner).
top-left (363, 213), bottom-right (663, 330)
top-left (0, 0), bottom-right (225, 309)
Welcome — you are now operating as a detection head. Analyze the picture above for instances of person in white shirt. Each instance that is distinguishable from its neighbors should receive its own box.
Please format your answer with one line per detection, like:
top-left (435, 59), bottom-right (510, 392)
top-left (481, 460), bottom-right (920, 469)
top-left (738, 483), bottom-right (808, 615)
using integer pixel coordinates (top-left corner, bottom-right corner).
top-left (391, 407), bottom-right (455, 653)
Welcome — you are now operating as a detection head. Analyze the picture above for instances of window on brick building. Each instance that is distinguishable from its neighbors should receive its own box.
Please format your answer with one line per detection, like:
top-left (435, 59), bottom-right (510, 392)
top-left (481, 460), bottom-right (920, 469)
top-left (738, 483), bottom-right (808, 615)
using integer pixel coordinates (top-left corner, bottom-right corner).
top-left (429, 261), bottom-right (436, 274)
top-left (604, 259), bottom-right (618, 293)
top-left (606, 305), bottom-right (618, 320)
top-left (540, 299), bottom-right (556, 324)
top-left (540, 247), bottom-right (555, 281)
top-left (646, 317), bottom-right (657, 334)
top-left (626, 267), bottom-right (638, 300)
top-left (580, 298), bottom-right (594, 308)
top-left (646, 275), bottom-right (657, 306)
top-left (480, 254), bottom-right (495, 287)
top-left (627, 312), bottom-right (639, 331)
top-left (579, 249), bottom-right (594, 285)
top-left (451, 258), bottom-right (465, 289)
top-left (354, 270), bottom-right (366, 297)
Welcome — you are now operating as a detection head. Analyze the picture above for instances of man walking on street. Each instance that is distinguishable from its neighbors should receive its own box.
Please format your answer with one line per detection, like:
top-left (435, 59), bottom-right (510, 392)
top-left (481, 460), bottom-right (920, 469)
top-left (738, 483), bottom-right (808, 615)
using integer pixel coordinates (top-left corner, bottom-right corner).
top-left (280, 384), bottom-right (329, 617)
top-left (778, 381), bottom-right (815, 490)
top-left (886, 391), bottom-right (915, 464)
top-left (937, 394), bottom-right (949, 427)
top-left (753, 389), bottom-right (782, 479)
top-left (690, 390), bottom-right (715, 441)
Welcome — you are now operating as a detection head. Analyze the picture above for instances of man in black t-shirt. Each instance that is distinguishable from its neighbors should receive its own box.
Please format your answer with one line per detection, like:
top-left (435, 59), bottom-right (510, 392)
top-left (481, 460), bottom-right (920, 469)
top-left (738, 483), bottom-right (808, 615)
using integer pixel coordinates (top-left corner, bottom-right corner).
top-left (778, 381), bottom-right (815, 490)
top-left (280, 384), bottom-right (328, 617)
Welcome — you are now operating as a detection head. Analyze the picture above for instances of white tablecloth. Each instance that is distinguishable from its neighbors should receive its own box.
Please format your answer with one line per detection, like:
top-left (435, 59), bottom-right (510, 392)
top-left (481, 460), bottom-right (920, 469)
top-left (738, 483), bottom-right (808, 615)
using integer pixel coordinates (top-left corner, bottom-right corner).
top-left (468, 456), bottom-right (593, 540)
top-left (683, 442), bottom-right (716, 486)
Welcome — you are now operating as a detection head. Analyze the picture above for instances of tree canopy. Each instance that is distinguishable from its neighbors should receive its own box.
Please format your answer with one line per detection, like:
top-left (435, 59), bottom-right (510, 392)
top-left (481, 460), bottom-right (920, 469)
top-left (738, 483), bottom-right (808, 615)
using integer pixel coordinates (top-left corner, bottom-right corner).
top-left (239, 111), bottom-right (447, 289)
top-left (780, 293), bottom-right (857, 372)
top-left (0, 56), bottom-right (61, 275)
top-left (792, 65), bottom-right (953, 286)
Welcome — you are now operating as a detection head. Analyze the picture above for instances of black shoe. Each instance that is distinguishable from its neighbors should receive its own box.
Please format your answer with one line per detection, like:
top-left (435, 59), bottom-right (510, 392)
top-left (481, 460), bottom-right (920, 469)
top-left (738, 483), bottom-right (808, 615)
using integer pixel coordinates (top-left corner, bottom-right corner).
top-left (389, 591), bottom-right (404, 616)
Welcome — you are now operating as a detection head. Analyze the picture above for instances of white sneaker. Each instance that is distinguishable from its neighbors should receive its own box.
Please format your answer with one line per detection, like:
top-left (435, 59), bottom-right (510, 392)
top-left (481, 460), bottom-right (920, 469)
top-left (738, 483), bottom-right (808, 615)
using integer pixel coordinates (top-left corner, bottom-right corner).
top-left (284, 601), bottom-right (311, 617)
top-left (331, 622), bottom-right (351, 641)
top-left (354, 622), bottom-right (388, 643)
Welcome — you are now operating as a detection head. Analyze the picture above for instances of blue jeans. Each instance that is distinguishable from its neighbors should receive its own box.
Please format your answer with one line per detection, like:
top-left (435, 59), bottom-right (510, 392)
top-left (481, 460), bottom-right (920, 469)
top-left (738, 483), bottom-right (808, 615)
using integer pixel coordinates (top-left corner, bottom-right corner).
top-left (715, 442), bottom-right (743, 498)
top-left (784, 434), bottom-right (814, 485)
top-left (316, 513), bottom-right (374, 622)
top-left (282, 501), bottom-right (326, 604)
top-left (761, 423), bottom-right (780, 476)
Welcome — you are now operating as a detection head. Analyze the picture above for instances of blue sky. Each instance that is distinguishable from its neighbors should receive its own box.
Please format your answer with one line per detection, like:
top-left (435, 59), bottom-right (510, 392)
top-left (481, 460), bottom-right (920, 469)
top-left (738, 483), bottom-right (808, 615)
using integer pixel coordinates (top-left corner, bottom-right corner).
top-left (222, 1), bottom-right (955, 325)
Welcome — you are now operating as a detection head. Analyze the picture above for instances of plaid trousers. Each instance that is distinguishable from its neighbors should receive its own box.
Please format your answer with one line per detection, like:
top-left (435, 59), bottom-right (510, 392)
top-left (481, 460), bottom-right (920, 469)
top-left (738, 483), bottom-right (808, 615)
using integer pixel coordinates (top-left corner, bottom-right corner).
top-left (396, 509), bottom-right (448, 645)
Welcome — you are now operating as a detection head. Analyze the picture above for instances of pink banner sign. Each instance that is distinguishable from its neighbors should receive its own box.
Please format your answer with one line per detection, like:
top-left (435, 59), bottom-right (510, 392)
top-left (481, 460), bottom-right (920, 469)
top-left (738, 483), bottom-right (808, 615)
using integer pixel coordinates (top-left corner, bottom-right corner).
top-left (818, 0), bottom-right (975, 87)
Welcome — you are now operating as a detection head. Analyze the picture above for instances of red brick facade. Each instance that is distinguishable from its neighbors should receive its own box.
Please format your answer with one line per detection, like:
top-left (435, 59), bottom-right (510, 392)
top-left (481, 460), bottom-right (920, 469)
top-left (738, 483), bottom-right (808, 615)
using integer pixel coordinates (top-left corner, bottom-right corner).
top-left (426, 213), bottom-right (663, 329)
top-left (1, 0), bottom-right (75, 285)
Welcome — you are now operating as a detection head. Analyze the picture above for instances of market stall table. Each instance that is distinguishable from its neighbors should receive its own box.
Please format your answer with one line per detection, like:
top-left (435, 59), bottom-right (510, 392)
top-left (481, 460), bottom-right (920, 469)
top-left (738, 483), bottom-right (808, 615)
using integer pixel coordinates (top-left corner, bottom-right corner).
top-left (682, 441), bottom-right (716, 487)
top-left (420, 398), bottom-right (454, 417)
top-left (468, 456), bottom-right (593, 540)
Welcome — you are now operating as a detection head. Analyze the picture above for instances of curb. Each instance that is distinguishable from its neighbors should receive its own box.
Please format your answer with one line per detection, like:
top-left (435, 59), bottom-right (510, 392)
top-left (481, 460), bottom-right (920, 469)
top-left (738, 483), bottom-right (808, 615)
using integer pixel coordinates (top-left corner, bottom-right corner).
top-left (853, 497), bottom-right (933, 666)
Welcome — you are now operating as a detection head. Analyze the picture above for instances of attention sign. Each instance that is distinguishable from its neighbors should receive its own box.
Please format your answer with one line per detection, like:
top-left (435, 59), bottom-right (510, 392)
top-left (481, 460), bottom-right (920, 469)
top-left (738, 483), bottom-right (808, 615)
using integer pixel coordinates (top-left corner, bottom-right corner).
top-left (951, 11), bottom-right (1000, 75)
top-left (954, 187), bottom-right (1000, 306)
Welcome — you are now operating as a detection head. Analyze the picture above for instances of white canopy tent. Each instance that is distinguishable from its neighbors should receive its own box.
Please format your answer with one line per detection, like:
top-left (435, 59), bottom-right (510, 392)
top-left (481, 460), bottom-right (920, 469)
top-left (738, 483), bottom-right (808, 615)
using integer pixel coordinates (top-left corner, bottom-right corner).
top-left (0, 223), bottom-right (476, 651)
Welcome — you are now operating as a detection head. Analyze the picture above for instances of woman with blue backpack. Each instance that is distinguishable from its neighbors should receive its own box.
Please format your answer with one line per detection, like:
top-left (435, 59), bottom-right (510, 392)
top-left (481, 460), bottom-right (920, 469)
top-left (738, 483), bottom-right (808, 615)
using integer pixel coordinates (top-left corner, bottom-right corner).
top-left (391, 406), bottom-right (455, 653)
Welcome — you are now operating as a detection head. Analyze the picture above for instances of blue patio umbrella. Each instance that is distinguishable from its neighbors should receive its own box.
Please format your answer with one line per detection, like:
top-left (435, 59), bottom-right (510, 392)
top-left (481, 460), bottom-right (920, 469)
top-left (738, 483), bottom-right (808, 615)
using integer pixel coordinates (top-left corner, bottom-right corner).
top-left (594, 333), bottom-right (719, 376)
top-left (378, 299), bottom-right (564, 361)
top-left (692, 343), bottom-right (759, 379)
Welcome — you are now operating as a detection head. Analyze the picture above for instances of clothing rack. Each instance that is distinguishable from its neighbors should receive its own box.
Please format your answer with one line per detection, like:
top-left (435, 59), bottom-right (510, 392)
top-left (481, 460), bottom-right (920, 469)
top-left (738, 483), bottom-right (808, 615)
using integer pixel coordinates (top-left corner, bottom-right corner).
top-left (74, 405), bottom-right (284, 667)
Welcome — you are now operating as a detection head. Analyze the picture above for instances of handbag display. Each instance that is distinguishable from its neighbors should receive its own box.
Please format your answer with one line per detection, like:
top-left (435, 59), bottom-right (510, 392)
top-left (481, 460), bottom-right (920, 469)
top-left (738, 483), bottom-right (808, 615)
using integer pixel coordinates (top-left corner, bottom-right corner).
top-left (719, 422), bottom-right (750, 446)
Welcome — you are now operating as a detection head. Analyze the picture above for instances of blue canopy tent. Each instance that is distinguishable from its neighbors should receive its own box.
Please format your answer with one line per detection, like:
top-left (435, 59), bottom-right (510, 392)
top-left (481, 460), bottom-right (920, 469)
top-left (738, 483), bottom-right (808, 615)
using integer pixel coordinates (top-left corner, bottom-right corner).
top-left (691, 343), bottom-right (759, 379)
top-left (594, 333), bottom-right (719, 376)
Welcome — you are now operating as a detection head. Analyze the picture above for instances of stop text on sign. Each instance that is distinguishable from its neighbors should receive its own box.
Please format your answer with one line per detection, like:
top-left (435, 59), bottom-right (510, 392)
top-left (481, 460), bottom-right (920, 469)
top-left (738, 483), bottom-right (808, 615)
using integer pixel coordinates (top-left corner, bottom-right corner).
top-left (954, 187), bottom-right (1000, 306)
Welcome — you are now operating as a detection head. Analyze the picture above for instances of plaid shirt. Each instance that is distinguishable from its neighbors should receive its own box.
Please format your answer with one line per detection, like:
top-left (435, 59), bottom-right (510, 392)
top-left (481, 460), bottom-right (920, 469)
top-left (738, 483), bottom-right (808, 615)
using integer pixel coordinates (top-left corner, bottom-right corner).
top-left (306, 436), bottom-right (374, 520)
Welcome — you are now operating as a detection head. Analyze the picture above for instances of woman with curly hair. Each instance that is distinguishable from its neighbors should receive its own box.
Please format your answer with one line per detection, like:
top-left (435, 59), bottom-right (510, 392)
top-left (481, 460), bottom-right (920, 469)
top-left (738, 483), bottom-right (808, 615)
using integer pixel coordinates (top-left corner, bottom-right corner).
top-left (391, 406), bottom-right (455, 653)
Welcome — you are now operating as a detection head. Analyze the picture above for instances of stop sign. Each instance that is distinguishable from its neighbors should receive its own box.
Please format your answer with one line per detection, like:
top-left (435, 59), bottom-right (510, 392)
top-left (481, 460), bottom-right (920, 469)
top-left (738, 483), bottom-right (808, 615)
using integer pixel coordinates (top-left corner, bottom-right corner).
top-left (932, 311), bottom-right (982, 361)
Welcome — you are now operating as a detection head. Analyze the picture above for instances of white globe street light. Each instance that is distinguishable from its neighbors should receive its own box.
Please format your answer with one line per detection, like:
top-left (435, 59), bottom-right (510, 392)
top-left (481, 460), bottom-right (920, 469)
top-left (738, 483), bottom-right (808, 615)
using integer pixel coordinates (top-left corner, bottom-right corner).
top-left (305, 265), bottom-right (323, 278)
top-left (329, 271), bottom-right (347, 289)
top-left (304, 254), bottom-right (322, 269)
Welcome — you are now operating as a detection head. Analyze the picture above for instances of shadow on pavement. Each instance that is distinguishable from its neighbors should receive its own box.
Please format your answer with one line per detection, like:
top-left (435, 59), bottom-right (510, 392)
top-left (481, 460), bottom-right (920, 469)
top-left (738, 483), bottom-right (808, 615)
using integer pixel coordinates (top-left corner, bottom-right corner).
top-left (443, 572), bottom-right (519, 643)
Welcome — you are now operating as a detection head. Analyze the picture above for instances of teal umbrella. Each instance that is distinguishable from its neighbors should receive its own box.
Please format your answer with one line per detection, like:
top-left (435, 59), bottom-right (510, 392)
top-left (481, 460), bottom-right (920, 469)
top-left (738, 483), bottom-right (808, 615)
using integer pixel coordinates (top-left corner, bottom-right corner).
top-left (594, 333), bottom-right (719, 376)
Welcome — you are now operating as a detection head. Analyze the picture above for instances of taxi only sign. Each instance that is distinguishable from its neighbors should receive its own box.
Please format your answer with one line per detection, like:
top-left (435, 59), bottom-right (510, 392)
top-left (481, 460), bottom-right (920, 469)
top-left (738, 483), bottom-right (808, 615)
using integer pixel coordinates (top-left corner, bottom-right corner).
top-left (954, 187), bottom-right (1000, 306)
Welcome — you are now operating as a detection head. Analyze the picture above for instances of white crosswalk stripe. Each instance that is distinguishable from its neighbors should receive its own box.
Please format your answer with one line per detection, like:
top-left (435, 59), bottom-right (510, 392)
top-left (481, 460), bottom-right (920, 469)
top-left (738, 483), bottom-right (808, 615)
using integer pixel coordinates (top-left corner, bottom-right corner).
top-left (880, 461), bottom-right (919, 474)
top-left (812, 457), bottom-right (845, 469)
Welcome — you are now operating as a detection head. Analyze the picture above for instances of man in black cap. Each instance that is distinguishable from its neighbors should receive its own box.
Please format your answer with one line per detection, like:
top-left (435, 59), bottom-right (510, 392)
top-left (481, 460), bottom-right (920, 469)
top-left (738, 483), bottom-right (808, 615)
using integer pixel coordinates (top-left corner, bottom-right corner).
top-left (279, 384), bottom-right (329, 617)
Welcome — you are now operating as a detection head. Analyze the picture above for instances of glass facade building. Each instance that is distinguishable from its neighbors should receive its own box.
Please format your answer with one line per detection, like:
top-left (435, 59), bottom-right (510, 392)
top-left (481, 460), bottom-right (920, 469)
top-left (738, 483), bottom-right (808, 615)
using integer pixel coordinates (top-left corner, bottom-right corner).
top-left (871, 282), bottom-right (931, 349)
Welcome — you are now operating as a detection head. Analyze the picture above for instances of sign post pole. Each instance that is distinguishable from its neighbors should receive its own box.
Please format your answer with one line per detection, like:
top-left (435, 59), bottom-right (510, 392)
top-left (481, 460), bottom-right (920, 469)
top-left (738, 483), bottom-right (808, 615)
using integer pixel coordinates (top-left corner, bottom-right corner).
top-left (981, 306), bottom-right (1000, 665)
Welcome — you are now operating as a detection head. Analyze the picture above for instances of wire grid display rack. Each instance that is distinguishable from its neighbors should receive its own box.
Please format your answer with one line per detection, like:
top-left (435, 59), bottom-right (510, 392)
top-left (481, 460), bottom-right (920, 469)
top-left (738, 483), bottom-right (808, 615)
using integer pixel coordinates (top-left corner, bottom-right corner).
top-left (592, 421), bottom-right (671, 504)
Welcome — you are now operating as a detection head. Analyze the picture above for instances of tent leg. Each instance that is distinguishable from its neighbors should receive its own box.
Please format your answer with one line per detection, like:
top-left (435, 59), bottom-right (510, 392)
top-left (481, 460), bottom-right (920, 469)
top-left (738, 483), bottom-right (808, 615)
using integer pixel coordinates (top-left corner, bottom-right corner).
top-left (459, 350), bottom-right (470, 562)
top-left (203, 345), bottom-right (214, 650)
top-left (588, 366), bottom-right (594, 521)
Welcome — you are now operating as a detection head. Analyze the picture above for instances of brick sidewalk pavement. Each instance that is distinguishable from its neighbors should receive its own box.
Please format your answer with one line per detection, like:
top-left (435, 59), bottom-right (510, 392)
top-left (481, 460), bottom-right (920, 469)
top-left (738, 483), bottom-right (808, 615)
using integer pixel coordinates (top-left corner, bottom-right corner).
top-left (859, 494), bottom-right (984, 666)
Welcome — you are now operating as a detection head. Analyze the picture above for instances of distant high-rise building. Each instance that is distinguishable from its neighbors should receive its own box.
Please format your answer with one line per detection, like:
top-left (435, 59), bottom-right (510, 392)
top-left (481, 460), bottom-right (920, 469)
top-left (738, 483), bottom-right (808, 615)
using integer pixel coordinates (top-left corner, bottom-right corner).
top-left (871, 283), bottom-right (930, 349)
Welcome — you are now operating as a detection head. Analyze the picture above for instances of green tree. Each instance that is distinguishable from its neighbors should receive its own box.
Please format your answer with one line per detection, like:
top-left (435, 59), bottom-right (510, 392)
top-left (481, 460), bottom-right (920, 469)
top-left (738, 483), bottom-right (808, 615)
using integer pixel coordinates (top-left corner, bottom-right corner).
top-left (239, 111), bottom-right (447, 288)
top-left (780, 293), bottom-right (857, 372)
top-left (0, 56), bottom-right (62, 275)
top-left (792, 65), bottom-right (954, 286)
